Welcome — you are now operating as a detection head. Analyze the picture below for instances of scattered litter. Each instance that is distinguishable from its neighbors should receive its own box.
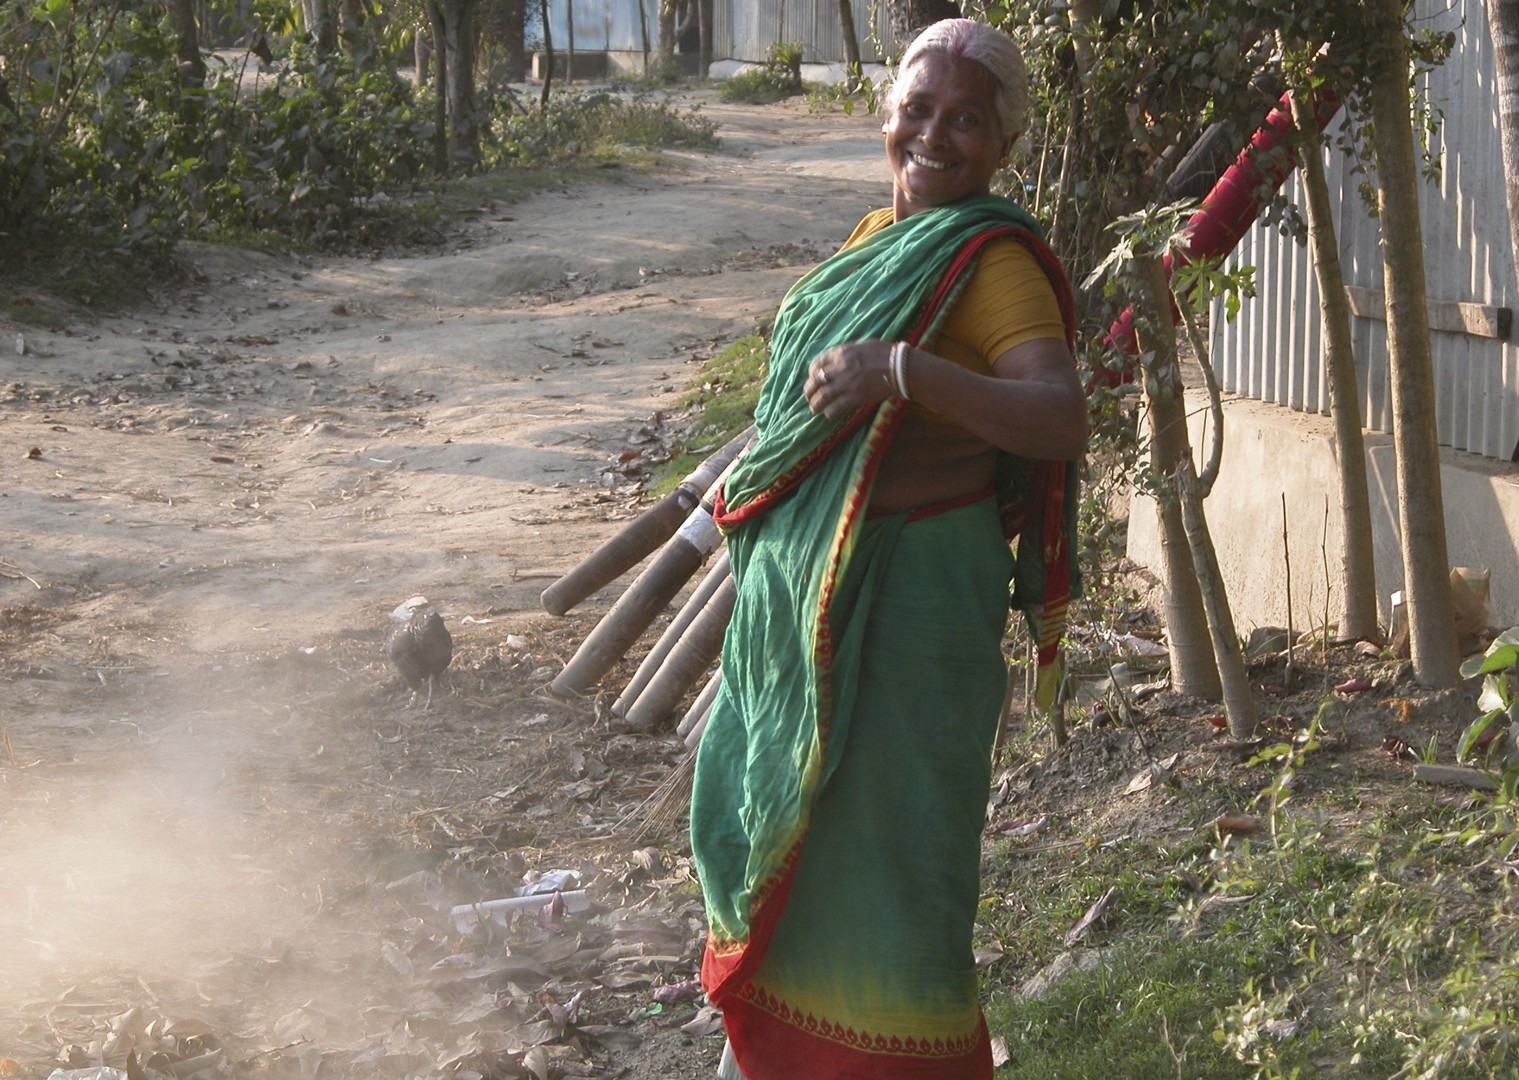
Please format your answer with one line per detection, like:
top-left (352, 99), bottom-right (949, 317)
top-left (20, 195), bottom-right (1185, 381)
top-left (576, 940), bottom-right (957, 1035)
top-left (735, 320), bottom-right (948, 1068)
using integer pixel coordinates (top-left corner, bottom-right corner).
top-left (679, 1005), bottom-right (724, 1037)
top-left (1113, 633), bottom-right (1168, 658)
top-left (990, 1036), bottom-right (1011, 1067)
top-left (650, 980), bottom-right (702, 1005)
top-left (449, 890), bottom-right (589, 933)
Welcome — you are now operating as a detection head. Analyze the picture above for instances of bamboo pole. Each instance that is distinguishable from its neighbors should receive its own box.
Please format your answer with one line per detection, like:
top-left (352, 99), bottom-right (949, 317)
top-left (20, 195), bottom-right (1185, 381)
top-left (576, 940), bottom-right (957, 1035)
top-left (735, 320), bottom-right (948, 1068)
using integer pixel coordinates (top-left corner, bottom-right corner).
top-left (541, 427), bottom-right (751, 616)
top-left (611, 549), bottom-right (730, 718)
top-left (622, 574), bottom-right (736, 731)
top-left (677, 666), bottom-right (722, 741)
top-left (547, 462), bottom-right (735, 698)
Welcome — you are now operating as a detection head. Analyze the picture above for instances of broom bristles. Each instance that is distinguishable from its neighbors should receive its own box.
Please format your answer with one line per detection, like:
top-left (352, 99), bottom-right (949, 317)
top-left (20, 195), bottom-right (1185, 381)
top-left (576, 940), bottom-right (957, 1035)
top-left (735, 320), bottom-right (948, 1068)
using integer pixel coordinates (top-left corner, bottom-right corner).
top-left (617, 748), bottom-right (697, 843)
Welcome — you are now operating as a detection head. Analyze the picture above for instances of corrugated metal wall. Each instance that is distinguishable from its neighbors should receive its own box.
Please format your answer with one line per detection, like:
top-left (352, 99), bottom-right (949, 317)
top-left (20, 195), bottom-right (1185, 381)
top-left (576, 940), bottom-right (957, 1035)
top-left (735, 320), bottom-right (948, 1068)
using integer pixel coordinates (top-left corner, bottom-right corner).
top-left (545, 0), bottom-right (648, 52)
top-left (1212, 0), bottom-right (1519, 461)
top-left (541, 1), bottom-right (896, 63)
top-left (713, 0), bottom-right (894, 64)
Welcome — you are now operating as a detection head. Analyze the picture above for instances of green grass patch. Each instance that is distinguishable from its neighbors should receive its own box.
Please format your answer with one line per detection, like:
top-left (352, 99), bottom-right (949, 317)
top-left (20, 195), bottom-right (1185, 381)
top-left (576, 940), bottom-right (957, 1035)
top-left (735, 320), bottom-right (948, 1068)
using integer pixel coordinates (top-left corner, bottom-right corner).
top-left (647, 334), bottom-right (769, 496)
top-left (977, 786), bottom-right (1519, 1077)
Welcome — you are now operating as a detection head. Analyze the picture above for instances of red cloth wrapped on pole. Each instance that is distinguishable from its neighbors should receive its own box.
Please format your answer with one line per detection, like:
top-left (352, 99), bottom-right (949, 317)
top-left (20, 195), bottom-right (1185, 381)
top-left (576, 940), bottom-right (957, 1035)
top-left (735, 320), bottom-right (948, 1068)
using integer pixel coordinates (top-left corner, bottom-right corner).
top-left (1099, 88), bottom-right (1344, 378)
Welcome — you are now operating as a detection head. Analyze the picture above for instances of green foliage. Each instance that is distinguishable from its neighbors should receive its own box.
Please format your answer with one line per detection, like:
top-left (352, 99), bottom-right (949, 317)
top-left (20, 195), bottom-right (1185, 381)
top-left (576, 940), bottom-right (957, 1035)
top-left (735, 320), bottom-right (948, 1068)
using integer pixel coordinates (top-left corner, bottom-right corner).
top-left (1457, 628), bottom-right (1519, 791)
top-left (645, 334), bottom-right (768, 496)
top-left (0, 0), bottom-right (432, 251)
top-left (806, 72), bottom-right (882, 118)
top-left (484, 90), bottom-right (716, 167)
top-left (719, 41), bottom-right (806, 104)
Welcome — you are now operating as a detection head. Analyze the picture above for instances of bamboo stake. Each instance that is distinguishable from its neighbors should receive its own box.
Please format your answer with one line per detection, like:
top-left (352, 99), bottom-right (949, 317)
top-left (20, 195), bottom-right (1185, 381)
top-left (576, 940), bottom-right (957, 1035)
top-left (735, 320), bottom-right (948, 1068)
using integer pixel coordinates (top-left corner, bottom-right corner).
top-left (612, 550), bottom-right (730, 718)
top-left (548, 461), bottom-right (736, 698)
top-left (677, 666), bottom-right (722, 741)
top-left (623, 574), bottom-right (736, 731)
top-left (541, 427), bottom-right (751, 616)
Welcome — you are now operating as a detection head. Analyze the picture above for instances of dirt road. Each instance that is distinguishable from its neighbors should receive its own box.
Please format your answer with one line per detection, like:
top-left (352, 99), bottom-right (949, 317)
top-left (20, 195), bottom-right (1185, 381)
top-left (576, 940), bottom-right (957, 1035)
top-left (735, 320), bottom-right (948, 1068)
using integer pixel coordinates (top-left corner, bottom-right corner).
top-left (0, 93), bottom-right (889, 1080)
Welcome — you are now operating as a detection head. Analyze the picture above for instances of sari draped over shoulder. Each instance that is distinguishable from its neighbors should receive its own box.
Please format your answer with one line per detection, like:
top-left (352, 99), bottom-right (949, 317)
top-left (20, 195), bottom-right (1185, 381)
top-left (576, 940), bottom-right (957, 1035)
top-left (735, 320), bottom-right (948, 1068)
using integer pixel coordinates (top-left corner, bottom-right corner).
top-left (690, 195), bottom-right (1079, 1079)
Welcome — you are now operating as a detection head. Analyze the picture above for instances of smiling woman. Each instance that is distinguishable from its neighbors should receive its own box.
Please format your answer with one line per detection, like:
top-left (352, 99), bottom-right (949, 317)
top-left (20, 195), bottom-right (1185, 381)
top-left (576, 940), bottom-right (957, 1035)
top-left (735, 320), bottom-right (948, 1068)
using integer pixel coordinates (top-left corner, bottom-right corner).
top-left (691, 17), bottom-right (1088, 1080)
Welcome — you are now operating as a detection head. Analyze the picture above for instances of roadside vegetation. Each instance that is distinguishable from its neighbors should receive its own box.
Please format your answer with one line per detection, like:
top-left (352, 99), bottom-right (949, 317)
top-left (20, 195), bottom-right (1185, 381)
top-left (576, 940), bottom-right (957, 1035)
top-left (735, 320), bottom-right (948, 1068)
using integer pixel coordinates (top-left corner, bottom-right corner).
top-left (0, 2), bottom-right (716, 307)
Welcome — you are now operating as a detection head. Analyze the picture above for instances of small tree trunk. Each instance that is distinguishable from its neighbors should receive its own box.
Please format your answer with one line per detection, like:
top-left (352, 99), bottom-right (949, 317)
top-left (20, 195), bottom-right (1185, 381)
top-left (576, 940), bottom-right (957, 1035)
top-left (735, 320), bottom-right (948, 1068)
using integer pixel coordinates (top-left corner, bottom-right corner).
top-left (415, 28), bottom-right (430, 86)
top-left (426, 0), bottom-right (449, 174)
top-left (340, 0), bottom-right (369, 55)
top-left (885, 0), bottom-right (960, 51)
top-left (169, 0), bottom-right (206, 86)
top-left (1175, 460), bottom-right (1258, 738)
top-left (1136, 254), bottom-right (1222, 701)
top-left (1368, 0), bottom-right (1460, 686)
top-left (836, 0), bottom-right (862, 89)
top-left (1489, 0), bottom-right (1519, 272)
top-left (698, 0), bottom-right (712, 78)
top-left (1288, 84), bottom-right (1380, 643)
top-left (307, 0), bottom-right (337, 53)
top-left (565, 0), bottom-right (574, 83)
top-left (538, 0), bottom-right (553, 107)
top-left (437, 0), bottom-right (479, 168)
top-left (1067, 0), bottom-right (1099, 76)
top-left (657, 0), bottom-right (675, 71)
top-left (637, 0), bottom-right (650, 71)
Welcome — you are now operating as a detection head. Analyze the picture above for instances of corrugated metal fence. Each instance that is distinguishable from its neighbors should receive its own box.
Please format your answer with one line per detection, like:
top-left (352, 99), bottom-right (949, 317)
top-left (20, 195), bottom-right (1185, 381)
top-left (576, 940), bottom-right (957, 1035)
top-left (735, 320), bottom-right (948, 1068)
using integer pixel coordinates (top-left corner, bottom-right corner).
top-left (543, 1), bottom-right (896, 62)
top-left (715, 1), bottom-right (893, 63)
top-left (1212, 0), bottom-right (1519, 462)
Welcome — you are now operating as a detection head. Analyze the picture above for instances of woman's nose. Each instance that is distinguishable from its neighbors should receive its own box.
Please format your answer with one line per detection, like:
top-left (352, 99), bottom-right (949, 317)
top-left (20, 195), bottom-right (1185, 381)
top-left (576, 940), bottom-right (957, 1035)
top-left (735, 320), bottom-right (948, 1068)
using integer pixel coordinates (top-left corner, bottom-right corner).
top-left (921, 114), bottom-right (950, 147)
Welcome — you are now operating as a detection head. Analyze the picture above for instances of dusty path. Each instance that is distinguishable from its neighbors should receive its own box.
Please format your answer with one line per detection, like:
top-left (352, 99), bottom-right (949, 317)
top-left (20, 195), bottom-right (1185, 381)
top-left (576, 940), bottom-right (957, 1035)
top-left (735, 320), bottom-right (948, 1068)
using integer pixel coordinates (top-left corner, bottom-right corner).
top-left (0, 92), bottom-right (889, 1080)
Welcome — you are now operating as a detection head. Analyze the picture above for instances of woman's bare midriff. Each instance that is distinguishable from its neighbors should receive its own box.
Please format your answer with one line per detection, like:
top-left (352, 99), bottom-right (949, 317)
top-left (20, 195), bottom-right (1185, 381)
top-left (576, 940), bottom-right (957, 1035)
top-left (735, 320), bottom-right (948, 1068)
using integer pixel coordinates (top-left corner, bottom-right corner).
top-left (869, 413), bottom-right (998, 513)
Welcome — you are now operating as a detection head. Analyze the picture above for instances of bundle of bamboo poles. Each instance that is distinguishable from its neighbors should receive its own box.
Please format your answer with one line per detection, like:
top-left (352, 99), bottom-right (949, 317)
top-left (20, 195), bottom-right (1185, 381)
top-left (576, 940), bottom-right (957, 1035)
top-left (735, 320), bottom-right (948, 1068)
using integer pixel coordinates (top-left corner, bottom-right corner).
top-left (542, 428), bottom-right (752, 742)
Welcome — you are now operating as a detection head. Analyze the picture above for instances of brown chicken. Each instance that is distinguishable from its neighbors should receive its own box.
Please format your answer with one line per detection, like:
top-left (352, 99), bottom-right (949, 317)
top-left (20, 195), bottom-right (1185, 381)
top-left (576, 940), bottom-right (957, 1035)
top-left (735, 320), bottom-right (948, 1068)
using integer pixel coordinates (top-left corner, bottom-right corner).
top-left (384, 602), bottom-right (453, 710)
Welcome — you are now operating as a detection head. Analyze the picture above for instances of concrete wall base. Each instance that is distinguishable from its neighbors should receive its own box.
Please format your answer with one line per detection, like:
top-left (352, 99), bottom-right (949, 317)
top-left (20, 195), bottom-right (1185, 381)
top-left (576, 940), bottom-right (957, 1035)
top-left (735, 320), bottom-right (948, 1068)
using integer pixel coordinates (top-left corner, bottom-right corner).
top-left (1126, 391), bottom-right (1519, 636)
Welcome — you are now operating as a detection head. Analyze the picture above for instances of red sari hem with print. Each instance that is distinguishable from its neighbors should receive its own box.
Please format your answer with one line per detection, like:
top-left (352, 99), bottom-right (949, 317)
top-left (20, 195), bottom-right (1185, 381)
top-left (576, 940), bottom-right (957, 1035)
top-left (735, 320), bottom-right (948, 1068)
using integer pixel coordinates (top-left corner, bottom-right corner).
top-left (717, 983), bottom-right (994, 1080)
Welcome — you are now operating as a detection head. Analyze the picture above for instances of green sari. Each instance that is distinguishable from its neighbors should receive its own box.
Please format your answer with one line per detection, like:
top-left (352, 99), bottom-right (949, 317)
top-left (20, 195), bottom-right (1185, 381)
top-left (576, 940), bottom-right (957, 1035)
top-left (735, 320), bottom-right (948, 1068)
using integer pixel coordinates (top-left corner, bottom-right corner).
top-left (691, 195), bottom-right (1078, 1079)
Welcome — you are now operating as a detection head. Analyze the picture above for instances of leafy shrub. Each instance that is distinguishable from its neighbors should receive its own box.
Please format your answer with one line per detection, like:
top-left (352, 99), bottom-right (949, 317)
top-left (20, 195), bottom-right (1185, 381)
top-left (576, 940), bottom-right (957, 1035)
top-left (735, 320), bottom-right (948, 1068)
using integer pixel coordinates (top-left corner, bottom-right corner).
top-left (719, 41), bottom-right (805, 104)
top-left (485, 90), bottom-right (716, 166)
top-left (0, 0), bottom-right (429, 251)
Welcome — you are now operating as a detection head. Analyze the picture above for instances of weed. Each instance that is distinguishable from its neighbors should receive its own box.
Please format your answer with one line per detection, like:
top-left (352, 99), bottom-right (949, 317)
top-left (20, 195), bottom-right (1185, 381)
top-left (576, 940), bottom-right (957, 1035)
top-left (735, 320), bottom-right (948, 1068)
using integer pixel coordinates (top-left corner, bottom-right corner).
top-left (719, 42), bottom-right (806, 104)
top-left (644, 334), bottom-right (769, 498)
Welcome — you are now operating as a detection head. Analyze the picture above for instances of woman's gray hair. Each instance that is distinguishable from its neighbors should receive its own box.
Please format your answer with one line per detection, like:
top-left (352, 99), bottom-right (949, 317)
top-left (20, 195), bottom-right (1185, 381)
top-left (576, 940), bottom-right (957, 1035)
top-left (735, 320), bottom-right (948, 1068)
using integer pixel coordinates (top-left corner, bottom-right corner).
top-left (888, 18), bottom-right (1029, 142)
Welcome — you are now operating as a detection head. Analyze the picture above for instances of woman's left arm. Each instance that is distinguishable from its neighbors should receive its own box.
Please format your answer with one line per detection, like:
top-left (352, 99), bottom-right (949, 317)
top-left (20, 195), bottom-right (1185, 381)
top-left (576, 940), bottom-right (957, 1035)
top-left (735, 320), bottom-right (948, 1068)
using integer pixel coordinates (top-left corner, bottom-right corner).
top-left (805, 337), bottom-right (1088, 461)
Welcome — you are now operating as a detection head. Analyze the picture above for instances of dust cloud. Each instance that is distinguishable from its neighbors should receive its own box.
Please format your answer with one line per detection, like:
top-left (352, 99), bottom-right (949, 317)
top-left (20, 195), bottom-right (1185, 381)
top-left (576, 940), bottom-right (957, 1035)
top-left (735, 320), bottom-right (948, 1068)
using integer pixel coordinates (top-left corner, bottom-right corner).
top-left (0, 660), bottom-right (408, 1060)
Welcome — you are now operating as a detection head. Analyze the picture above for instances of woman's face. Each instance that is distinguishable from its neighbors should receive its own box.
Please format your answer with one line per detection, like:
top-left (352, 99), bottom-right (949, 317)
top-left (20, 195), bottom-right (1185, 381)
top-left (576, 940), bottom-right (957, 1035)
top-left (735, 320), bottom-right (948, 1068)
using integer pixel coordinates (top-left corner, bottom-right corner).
top-left (884, 52), bottom-right (1009, 220)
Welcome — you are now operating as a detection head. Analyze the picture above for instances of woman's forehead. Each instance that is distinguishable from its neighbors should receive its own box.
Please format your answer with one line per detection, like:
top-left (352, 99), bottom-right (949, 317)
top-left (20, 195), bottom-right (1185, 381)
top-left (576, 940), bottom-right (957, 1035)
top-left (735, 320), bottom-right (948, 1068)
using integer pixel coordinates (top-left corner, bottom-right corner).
top-left (896, 54), bottom-right (998, 105)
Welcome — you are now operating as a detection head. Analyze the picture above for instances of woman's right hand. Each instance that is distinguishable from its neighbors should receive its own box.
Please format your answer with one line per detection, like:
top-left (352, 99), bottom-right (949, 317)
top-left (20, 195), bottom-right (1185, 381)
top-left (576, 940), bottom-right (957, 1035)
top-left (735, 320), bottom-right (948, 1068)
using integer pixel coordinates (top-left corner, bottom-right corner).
top-left (804, 340), bottom-right (898, 419)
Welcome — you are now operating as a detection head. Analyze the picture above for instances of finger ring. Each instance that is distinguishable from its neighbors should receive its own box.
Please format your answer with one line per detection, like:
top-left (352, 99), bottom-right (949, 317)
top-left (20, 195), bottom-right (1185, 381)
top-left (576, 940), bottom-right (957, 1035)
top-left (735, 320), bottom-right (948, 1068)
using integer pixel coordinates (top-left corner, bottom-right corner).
top-left (816, 368), bottom-right (828, 386)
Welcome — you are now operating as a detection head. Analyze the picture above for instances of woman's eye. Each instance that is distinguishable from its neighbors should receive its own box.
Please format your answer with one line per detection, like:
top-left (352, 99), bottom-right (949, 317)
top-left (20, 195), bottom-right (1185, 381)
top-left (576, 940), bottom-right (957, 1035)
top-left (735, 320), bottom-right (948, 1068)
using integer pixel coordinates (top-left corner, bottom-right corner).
top-left (952, 112), bottom-right (981, 130)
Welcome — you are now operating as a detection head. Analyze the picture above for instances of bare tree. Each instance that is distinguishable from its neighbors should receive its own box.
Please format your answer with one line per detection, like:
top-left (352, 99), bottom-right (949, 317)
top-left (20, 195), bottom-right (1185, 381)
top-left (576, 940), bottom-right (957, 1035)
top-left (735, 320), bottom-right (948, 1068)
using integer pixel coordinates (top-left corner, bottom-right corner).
top-left (1490, 0), bottom-right (1519, 269)
top-left (1135, 253), bottom-right (1223, 702)
top-left (836, 0), bottom-right (863, 89)
top-left (1367, 0), bottom-right (1459, 686)
top-left (1286, 78), bottom-right (1379, 643)
top-left (885, 0), bottom-right (959, 51)
top-left (426, 0), bottom-right (481, 170)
